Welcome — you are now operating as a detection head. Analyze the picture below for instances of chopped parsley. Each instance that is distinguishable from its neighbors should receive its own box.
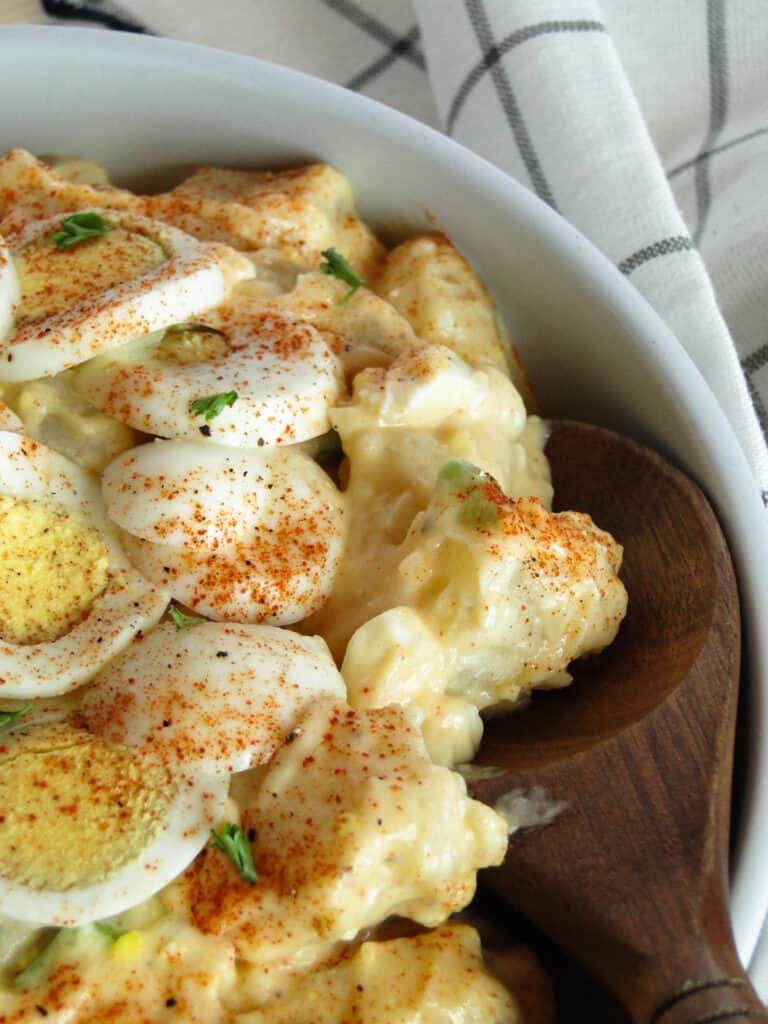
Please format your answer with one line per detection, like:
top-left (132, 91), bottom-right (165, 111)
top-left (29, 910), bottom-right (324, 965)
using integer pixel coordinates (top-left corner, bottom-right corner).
top-left (438, 459), bottom-right (499, 528)
top-left (319, 247), bottom-right (367, 305)
top-left (188, 391), bottom-right (238, 421)
top-left (168, 605), bottom-right (204, 630)
top-left (51, 212), bottom-right (110, 251)
top-left (0, 701), bottom-right (32, 732)
top-left (210, 823), bottom-right (259, 885)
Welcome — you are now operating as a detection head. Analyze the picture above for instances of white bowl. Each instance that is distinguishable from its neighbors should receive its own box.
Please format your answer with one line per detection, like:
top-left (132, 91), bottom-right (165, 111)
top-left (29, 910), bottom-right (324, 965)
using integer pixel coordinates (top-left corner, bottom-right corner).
top-left (3, 24), bottom-right (768, 972)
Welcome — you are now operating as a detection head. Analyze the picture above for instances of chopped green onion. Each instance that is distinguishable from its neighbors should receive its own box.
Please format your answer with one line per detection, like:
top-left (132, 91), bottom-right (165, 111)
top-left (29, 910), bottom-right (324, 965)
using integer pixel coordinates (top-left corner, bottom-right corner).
top-left (93, 921), bottom-right (122, 942)
top-left (437, 459), bottom-right (499, 528)
top-left (168, 605), bottom-right (204, 630)
top-left (0, 701), bottom-right (32, 732)
top-left (210, 823), bottom-right (258, 885)
top-left (438, 459), bottom-right (478, 491)
top-left (459, 490), bottom-right (499, 528)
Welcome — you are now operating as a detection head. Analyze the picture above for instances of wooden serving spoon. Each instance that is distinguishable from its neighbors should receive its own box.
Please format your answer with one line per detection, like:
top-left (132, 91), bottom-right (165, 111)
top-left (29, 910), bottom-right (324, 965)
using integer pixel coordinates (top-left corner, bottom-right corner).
top-left (470, 420), bottom-right (767, 1023)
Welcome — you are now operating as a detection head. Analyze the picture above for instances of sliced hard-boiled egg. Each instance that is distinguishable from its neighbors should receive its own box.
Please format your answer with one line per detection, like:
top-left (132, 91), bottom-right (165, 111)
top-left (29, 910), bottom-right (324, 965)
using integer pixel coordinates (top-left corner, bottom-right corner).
top-left (102, 440), bottom-right (345, 625)
top-left (0, 209), bottom-right (254, 382)
top-left (0, 430), bottom-right (169, 697)
top-left (0, 722), bottom-right (228, 926)
top-left (81, 622), bottom-right (346, 775)
top-left (0, 235), bottom-right (19, 342)
top-left (74, 286), bottom-right (344, 446)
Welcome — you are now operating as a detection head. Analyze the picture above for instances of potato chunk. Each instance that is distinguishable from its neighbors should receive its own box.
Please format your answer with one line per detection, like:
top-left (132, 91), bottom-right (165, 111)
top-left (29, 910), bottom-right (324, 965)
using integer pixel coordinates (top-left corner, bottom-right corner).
top-left (304, 344), bottom-right (552, 664)
top-left (373, 233), bottom-right (535, 406)
top-left (342, 469), bottom-right (627, 765)
top-left (0, 148), bottom-right (132, 235)
top-left (140, 163), bottom-right (385, 276)
top-left (184, 701), bottom-right (507, 966)
top-left (232, 924), bottom-right (522, 1023)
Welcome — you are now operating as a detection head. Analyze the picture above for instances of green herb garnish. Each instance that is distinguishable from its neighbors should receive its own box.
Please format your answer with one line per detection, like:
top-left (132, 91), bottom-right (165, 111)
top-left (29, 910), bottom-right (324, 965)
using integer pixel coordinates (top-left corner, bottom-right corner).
top-left (168, 605), bottom-right (205, 630)
top-left (50, 212), bottom-right (109, 251)
top-left (210, 823), bottom-right (259, 885)
top-left (0, 701), bottom-right (32, 732)
top-left (319, 247), bottom-right (367, 305)
top-left (438, 459), bottom-right (499, 528)
top-left (188, 391), bottom-right (238, 421)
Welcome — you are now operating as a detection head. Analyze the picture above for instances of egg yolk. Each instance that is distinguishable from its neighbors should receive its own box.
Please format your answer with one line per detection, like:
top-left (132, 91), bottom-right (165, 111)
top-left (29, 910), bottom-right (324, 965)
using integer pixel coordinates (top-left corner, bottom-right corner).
top-left (154, 323), bottom-right (230, 365)
top-left (0, 495), bottom-right (109, 645)
top-left (13, 227), bottom-right (166, 324)
top-left (0, 725), bottom-right (177, 891)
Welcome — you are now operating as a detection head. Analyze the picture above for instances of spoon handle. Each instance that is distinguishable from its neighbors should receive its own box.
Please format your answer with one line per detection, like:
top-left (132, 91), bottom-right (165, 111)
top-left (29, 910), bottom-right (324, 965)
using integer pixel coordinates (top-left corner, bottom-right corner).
top-left (647, 976), bottom-right (767, 1023)
top-left (618, 898), bottom-right (768, 1022)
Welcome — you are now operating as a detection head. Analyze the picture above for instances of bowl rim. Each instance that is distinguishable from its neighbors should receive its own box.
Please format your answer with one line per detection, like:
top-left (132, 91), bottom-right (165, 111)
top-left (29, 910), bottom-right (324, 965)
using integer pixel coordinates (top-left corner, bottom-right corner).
top-left (3, 23), bottom-right (768, 972)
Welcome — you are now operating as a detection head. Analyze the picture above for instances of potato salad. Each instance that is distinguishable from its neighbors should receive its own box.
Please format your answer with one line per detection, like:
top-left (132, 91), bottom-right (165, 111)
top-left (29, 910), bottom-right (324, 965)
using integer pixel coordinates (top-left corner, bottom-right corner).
top-left (0, 149), bottom-right (627, 1023)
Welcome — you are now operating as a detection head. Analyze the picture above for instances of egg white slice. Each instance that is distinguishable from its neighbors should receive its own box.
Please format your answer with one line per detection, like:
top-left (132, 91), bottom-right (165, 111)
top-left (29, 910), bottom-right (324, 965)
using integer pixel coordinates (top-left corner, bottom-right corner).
top-left (0, 724), bottom-right (228, 927)
top-left (103, 440), bottom-right (345, 625)
top-left (75, 299), bottom-right (344, 446)
top-left (81, 622), bottom-right (346, 775)
top-left (0, 235), bottom-right (19, 342)
top-left (0, 210), bottom-right (254, 382)
top-left (101, 439), bottom-right (262, 550)
top-left (0, 431), bottom-right (169, 697)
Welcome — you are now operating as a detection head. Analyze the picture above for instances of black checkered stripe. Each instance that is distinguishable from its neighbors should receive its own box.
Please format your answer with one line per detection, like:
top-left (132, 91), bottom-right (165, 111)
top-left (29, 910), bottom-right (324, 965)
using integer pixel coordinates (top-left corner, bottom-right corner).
top-left (41, 0), bottom-right (149, 32)
top-left (41, 0), bottom-right (427, 94)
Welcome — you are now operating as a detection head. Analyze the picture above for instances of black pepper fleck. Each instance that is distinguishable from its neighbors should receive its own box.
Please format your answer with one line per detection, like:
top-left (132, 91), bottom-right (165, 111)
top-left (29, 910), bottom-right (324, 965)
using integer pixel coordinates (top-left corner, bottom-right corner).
top-left (199, 425), bottom-right (211, 437)
top-left (165, 997), bottom-right (177, 1008)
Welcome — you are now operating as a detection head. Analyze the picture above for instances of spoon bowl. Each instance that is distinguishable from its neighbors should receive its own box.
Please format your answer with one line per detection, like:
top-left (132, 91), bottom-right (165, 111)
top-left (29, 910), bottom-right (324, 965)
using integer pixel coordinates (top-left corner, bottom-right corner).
top-left (472, 420), bottom-right (766, 1022)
